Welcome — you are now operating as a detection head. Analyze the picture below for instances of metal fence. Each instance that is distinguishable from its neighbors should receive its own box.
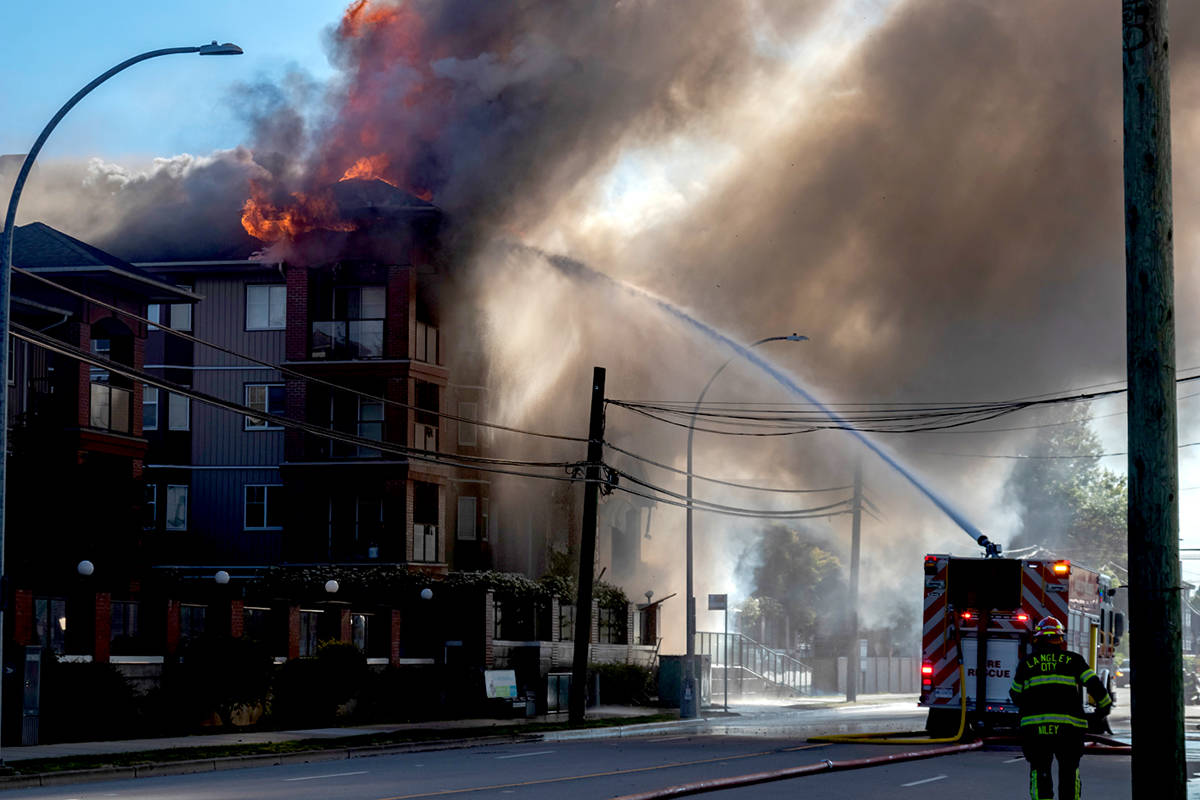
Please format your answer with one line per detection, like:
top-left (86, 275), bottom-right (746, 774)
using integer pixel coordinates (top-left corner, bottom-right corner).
top-left (695, 631), bottom-right (812, 696)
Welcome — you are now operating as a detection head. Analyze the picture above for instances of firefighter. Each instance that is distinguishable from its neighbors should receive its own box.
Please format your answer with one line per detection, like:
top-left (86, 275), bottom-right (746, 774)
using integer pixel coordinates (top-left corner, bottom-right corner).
top-left (1009, 616), bottom-right (1112, 800)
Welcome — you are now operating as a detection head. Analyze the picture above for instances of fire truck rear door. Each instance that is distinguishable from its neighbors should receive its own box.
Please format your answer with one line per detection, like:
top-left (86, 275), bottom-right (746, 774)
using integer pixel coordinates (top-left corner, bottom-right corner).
top-left (960, 639), bottom-right (1020, 704)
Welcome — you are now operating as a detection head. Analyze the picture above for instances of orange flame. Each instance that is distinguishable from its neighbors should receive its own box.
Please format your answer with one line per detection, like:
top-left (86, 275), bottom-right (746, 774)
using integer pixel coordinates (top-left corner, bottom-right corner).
top-left (340, 154), bottom-right (395, 185)
top-left (241, 182), bottom-right (356, 242)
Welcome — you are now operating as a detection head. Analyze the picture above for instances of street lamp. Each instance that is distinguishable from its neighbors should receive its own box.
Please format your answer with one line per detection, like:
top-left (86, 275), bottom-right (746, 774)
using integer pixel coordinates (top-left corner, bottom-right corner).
top-left (76, 560), bottom-right (95, 577)
top-left (0, 42), bottom-right (242, 761)
top-left (681, 333), bottom-right (808, 718)
top-left (214, 570), bottom-right (231, 585)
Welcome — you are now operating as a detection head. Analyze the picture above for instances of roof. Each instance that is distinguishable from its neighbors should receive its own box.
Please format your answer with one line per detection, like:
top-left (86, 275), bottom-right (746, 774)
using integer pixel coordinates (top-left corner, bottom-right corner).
top-left (331, 178), bottom-right (439, 216)
top-left (11, 222), bottom-right (197, 301)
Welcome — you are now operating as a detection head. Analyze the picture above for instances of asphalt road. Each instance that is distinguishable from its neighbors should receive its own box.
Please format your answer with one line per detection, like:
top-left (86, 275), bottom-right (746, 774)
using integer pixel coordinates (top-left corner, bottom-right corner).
top-left (0, 700), bottom-right (1176, 800)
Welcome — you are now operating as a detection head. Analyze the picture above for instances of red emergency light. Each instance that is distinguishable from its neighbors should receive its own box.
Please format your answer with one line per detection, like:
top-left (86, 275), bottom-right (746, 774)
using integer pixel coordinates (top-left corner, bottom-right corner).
top-left (960, 611), bottom-right (973, 621)
top-left (1053, 561), bottom-right (1070, 576)
top-left (1016, 612), bottom-right (1029, 622)
top-left (921, 664), bottom-right (934, 676)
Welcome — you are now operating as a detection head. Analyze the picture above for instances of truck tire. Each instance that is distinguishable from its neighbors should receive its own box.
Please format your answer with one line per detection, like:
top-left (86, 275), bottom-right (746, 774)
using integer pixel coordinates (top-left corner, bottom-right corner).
top-left (925, 707), bottom-right (961, 737)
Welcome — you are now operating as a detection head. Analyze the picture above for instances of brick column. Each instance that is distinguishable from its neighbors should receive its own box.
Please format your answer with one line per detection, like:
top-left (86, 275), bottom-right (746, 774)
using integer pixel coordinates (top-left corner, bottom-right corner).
top-left (590, 600), bottom-right (599, 644)
top-left (338, 607), bottom-right (352, 642)
top-left (286, 605), bottom-right (300, 660)
top-left (229, 599), bottom-right (245, 638)
top-left (93, 592), bottom-right (111, 663)
top-left (390, 609), bottom-right (402, 665)
top-left (165, 599), bottom-right (181, 656)
top-left (12, 589), bottom-right (33, 647)
top-left (550, 599), bottom-right (561, 643)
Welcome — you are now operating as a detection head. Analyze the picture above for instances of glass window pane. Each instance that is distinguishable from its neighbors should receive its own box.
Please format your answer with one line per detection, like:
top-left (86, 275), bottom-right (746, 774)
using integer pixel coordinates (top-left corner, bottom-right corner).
top-left (143, 386), bottom-right (158, 430)
top-left (266, 486), bottom-right (284, 528)
top-left (267, 385), bottom-right (286, 415)
top-left (268, 285), bottom-right (287, 328)
top-left (90, 383), bottom-right (109, 428)
top-left (111, 387), bottom-right (131, 433)
top-left (168, 392), bottom-right (189, 430)
top-left (361, 287), bottom-right (386, 318)
top-left (171, 303), bottom-right (192, 332)
top-left (166, 485), bottom-right (188, 530)
top-left (457, 497), bottom-right (477, 540)
top-left (247, 286), bottom-right (268, 329)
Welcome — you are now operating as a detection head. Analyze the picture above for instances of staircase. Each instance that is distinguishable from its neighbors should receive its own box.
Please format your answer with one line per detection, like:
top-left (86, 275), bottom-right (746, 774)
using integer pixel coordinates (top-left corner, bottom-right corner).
top-left (696, 631), bottom-right (812, 699)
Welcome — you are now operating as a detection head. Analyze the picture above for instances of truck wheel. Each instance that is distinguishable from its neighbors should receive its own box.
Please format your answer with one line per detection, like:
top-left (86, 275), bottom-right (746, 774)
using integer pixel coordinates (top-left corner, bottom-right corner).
top-left (925, 708), bottom-right (961, 737)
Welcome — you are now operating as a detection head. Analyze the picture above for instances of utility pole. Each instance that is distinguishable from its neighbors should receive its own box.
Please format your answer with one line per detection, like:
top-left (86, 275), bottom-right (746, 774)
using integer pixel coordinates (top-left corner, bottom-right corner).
top-left (1123, 1), bottom-right (1184, 796)
top-left (569, 366), bottom-right (606, 723)
top-left (846, 460), bottom-right (862, 702)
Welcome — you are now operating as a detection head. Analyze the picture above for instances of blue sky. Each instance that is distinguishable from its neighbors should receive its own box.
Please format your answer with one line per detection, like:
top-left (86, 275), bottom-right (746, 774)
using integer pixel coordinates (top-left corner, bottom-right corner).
top-left (1, 1), bottom-right (343, 161)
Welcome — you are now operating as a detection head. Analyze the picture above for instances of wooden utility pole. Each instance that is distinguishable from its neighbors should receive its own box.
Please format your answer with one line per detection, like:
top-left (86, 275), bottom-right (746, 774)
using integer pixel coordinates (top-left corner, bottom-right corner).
top-left (569, 366), bottom-right (606, 723)
top-left (1122, 1), bottom-right (1184, 795)
top-left (846, 460), bottom-right (862, 702)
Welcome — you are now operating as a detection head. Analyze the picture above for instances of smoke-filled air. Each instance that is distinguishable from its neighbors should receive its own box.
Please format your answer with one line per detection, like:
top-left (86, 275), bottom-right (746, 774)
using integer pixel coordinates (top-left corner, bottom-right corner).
top-left (10, 0), bottom-right (1200, 654)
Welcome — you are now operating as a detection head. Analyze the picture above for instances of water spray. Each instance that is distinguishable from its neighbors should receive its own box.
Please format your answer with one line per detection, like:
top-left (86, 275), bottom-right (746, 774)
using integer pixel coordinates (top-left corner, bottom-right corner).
top-left (537, 249), bottom-right (1000, 557)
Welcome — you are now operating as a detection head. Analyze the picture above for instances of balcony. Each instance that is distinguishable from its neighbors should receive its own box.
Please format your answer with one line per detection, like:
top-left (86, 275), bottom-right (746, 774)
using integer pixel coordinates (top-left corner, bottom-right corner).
top-left (311, 320), bottom-right (383, 360)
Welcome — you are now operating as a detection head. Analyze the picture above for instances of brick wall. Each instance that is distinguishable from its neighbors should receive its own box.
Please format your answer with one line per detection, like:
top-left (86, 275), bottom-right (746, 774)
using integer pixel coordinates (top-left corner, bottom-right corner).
top-left (12, 589), bottom-right (32, 646)
top-left (484, 590), bottom-right (495, 668)
top-left (165, 599), bottom-right (181, 656)
top-left (93, 592), bottom-right (111, 663)
top-left (285, 266), bottom-right (310, 362)
top-left (286, 604), bottom-right (301, 660)
top-left (390, 609), bottom-right (402, 665)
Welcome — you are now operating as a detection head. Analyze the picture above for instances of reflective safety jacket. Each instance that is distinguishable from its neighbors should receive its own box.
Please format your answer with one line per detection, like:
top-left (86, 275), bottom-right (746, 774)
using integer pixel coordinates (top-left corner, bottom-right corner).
top-left (1008, 648), bottom-right (1112, 734)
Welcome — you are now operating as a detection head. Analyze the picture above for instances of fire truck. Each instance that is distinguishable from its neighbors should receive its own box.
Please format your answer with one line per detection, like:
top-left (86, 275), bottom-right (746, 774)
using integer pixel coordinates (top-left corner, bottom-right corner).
top-left (920, 552), bottom-right (1124, 734)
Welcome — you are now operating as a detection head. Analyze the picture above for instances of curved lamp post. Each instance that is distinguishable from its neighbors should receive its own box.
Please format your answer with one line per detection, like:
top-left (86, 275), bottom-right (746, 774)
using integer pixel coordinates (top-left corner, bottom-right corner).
top-left (681, 333), bottom-right (808, 718)
top-left (0, 41), bottom-right (242, 758)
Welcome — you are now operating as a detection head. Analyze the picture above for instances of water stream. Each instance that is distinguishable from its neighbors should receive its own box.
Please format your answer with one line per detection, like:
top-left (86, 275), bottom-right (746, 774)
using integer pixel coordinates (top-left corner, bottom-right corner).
top-left (541, 250), bottom-right (995, 554)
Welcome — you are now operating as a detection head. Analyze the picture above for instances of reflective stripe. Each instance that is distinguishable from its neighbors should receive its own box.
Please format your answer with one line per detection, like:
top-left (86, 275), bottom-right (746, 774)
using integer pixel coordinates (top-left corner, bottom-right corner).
top-left (1080, 669), bottom-right (1097, 683)
top-left (1097, 694), bottom-right (1112, 708)
top-left (1025, 675), bottom-right (1078, 689)
top-left (1020, 713), bottom-right (1087, 728)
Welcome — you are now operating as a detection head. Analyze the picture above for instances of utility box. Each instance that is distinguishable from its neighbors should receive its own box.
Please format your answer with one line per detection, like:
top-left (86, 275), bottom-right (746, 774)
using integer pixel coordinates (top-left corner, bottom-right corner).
top-left (658, 655), bottom-right (712, 709)
top-left (21, 646), bottom-right (42, 746)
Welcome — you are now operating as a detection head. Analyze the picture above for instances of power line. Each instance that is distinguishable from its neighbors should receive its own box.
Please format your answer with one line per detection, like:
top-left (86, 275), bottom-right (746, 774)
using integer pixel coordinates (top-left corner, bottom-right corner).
top-left (605, 465), bottom-right (854, 517)
top-left (12, 324), bottom-right (586, 482)
top-left (13, 266), bottom-right (587, 444)
top-left (604, 440), bottom-right (853, 494)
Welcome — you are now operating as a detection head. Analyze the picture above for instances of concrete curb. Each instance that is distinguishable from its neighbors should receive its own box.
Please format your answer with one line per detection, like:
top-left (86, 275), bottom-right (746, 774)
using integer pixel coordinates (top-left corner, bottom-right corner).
top-left (542, 718), bottom-right (709, 741)
top-left (0, 734), bottom-right (532, 790)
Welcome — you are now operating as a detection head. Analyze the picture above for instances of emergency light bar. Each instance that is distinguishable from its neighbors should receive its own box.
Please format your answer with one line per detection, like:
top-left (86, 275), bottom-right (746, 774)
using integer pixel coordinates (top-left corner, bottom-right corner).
top-left (1053, 561), bottom-right (1070, 576)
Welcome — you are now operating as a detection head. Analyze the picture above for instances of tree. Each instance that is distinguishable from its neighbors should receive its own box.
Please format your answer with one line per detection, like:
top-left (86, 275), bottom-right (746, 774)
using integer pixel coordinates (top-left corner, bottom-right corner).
top-left (1005, 404), bottom-right (1127, 569)
top-left (737, 525), bottom-right (846, 650)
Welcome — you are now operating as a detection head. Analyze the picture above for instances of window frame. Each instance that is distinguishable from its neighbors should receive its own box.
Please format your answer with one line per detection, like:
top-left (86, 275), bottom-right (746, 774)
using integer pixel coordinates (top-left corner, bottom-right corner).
top-left (244, 484), bottom-right (284, 531)
top-left (456, 496), bottom-right (477, 541)
top-left (165, 484), bottom-right (189, 531)
top-left (244, 383), bottom-right (285, 430)
top-left (143, 385), bottom-right (159, 431)
top-left (144, 484), bottom-right (157, 531)
top-left (457, 402), bottom-right (477, 446)
top-left (246, 284), bottom-right (287, 331)
top-left (168, 391), bottom-right (190, 431)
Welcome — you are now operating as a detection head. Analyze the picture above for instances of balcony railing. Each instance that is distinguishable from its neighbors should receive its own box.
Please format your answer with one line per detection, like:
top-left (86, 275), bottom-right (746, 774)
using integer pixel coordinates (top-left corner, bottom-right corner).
top-left (311, 320), bottom-right (383, 360)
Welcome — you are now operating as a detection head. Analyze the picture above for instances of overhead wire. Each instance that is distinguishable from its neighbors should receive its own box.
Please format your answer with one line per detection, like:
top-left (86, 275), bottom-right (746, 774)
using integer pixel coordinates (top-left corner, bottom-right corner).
top-left (603, 440), bottom-right (853, 494)
top-left (13, 266), bottom-right (587, 444)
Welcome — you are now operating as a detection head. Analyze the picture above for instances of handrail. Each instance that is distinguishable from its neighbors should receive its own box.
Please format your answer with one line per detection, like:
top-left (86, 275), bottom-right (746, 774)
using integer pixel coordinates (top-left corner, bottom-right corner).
top-left (695, 630), bottom-right (812, 696)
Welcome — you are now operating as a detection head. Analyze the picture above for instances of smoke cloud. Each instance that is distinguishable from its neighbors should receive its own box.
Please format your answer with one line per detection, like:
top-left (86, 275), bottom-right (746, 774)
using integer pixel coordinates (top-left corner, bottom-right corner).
top-left (12, 0), bottom-right (1200, 649)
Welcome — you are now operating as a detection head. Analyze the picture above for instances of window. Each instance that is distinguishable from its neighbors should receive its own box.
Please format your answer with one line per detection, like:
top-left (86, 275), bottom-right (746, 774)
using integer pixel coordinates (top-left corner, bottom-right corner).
top-left (299, 611), bottom-right (321, 657)
top-left (559, 603), bottom-right (576, 643)
top-left (357, 497), bottom-right (383, 550)
top-left (358, 398), bottom-right (383, 456)
top-left (412, 482), bottom-right (438, 562)
top-left (149, 288), bottom-right (193, 332)
top-left (351, 613), bottom-right (369, 653)
top-left (34, 597), bottom-right (67, 654)
top-left (458, 402), bottom-right (477, 446)
top-left (88, 338), bottom-right (131, 433)
top-left (245, 384), bottom-right (285, 429)
top-left (245, 484), bottom-right (283, 530)
top-left (481, 498), bottom-right (490, 542)
top-left (168, 391), bottom-right (190, 431)
top-left (180, 605), bottom-right (206, 640)
top-left (111, 601), bottom-right (139, 642)
top-left (143, 386), bottom-right (159, 431)
top-left (166, 485), bottom-right (188, 531)
top-left (457, 497), bottom-right (477, 541)
top-left (243, 607), bottom-right (271, 645)
top-left (415, 320), bottom-right (439, 364)
top-left (246, 284), bottom-right (287, 330)
top-left (143, 484), bottom-right (157, 530)
top-left (311, 286), bottom-right (385, 359)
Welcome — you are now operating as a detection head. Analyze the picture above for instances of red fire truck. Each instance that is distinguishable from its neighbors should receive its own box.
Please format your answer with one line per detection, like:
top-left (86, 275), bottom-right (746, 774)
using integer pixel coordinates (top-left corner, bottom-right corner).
top-left (920, 553), bottom-right (1124, 734)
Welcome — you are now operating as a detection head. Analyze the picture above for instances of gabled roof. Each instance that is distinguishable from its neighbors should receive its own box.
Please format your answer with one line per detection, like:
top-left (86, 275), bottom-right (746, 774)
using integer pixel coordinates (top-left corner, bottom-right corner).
top-left (12, 222), bottom-right (197, 302)
top-left (331, 178), bottom-right (439, 216)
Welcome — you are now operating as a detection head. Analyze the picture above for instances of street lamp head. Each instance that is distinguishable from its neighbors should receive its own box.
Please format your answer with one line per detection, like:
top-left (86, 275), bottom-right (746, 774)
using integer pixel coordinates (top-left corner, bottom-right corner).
top-left (325, 579), bottom-right (340, 594)
top-left (420, 587), bottom-right (433, 601)
top-left (76, 560), bottom-right (94, 576)
top-left (198, 41), bottom-right (244, 56)
top-left (214, 570), bottom-right (230, 585)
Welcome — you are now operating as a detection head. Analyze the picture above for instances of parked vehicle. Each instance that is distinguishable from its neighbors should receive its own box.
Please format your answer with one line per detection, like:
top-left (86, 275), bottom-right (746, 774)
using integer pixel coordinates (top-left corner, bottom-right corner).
top-left (1115, 659), bottom-right (1131, 688)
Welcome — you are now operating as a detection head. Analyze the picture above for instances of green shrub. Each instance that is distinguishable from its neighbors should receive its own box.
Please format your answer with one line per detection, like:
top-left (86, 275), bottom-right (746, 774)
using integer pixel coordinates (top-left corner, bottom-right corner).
top-left (269, 640), bottom-right (368, 726)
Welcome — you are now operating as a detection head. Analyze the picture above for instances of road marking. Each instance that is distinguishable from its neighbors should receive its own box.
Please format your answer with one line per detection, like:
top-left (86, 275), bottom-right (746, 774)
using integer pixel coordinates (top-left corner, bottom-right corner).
top-left (495, 750), bottom-right (555, 759)
top-left (645, 735), bottom-right (692, 742)
top-left (1004, 757), bottom-right (1026, 764)
top-left (285, 770), bottom-right (369, 782)
top-left (783, 744), bottom-right (827, 752)
top-left (901, 775), bottom-right (947, 787)
top-left (377, 747), bottom-right (785, 799)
